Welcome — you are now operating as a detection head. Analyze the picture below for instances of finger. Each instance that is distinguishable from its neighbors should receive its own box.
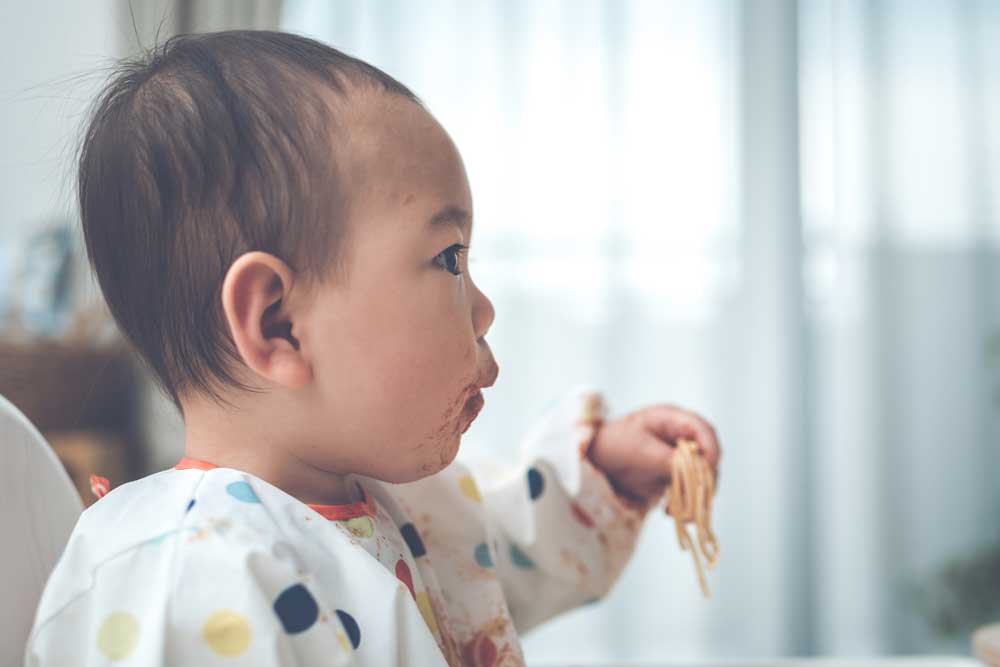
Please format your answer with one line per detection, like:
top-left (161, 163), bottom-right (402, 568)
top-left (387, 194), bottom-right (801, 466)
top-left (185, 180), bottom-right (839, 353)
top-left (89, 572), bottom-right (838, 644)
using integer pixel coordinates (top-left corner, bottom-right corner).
top-left (641, 404), bottom-right (721, 468)
top-left (641, 435), bottom-right (675, 504)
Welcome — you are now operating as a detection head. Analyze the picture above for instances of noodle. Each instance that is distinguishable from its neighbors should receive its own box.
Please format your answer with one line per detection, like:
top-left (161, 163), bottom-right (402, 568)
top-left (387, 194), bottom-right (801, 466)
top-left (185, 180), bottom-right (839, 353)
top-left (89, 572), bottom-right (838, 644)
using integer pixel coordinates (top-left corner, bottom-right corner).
top-left (665, 438), bottom-right (720, 598)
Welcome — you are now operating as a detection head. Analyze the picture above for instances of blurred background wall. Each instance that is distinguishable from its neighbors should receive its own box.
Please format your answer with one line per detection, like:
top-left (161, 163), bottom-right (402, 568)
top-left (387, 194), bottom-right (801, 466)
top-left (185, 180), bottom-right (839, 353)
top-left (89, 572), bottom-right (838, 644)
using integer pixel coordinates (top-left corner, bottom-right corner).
top-left (1, 0), bottom-right (997, 664)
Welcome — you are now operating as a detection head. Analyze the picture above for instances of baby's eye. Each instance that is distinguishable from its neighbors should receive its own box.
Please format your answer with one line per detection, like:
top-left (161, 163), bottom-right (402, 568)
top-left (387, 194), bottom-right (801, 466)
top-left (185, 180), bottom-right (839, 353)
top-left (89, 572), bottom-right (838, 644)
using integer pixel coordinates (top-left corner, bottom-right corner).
top-left (433, 243), bottom-right (469, 276)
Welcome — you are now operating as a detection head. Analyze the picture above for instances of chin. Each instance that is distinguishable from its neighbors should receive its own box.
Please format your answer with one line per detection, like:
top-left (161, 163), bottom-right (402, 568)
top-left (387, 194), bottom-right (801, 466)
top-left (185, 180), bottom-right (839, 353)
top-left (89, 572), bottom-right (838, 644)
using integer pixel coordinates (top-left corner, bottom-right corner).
top-left (433, 435), bottom-right (461, 472)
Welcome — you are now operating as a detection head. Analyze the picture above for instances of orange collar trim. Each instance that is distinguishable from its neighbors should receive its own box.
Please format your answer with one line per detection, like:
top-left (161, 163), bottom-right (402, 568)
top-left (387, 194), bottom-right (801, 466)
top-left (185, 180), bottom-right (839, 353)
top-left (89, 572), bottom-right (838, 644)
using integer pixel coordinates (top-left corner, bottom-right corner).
top-left (174, 456), bottom-right (377, 521)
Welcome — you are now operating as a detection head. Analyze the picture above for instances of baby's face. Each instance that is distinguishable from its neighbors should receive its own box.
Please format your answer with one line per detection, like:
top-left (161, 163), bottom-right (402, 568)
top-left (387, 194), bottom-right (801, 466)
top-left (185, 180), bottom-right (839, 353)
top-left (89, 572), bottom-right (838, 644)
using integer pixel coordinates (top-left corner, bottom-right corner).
top-left (300, 92), bottom-right (498, 483)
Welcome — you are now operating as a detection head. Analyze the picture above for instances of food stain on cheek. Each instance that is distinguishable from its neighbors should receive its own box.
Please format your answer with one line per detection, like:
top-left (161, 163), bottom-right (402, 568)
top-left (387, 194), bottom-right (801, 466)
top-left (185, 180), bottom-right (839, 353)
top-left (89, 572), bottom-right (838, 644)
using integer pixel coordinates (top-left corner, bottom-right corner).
top-left (415, 377), bottom-right (478, 471)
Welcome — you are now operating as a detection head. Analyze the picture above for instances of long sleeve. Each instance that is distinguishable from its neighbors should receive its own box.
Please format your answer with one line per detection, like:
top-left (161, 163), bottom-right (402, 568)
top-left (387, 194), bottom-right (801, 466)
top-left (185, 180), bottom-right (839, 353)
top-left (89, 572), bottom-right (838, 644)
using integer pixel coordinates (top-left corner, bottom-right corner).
top-left (464, 384), bottom-right (652, 635)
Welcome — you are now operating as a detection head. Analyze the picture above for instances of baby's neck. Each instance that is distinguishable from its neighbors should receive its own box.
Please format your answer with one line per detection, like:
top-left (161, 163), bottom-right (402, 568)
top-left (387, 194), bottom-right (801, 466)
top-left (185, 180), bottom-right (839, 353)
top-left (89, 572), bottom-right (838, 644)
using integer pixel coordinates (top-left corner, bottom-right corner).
top-left (178, 395), bottom-right (360, 507)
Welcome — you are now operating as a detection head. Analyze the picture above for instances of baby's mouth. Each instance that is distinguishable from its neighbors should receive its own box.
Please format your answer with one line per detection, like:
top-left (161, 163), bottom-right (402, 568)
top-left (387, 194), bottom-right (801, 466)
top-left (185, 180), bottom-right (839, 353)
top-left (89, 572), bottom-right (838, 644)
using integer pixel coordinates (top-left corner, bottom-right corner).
top-left (461, 389), bottom-right (485, 432)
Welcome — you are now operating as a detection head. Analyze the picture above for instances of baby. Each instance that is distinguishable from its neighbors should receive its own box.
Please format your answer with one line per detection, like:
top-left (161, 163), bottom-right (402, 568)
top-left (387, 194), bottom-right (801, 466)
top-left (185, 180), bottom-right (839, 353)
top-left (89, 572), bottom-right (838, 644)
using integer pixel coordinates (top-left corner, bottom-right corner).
top-left (26, 30), bottom-right (721, 666)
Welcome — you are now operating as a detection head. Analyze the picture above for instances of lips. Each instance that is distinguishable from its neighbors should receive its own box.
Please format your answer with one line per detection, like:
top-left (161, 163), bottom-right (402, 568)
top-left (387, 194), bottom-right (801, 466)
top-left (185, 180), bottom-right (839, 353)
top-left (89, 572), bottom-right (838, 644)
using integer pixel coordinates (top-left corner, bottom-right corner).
top-left (465, 390), bottom-right (485, 412)
top-left (461, 361), bottom-right (498, 432)
top-left (462, 390), bottom-right (485, 433)
top-left (478, 362), bottom-right (500, 390)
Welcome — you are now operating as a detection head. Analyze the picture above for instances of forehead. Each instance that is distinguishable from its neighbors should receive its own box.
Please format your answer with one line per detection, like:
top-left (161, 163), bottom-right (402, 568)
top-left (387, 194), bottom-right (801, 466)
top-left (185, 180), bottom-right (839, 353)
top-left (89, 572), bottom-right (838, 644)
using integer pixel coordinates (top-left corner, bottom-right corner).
top-left (337, 89), bottom-right (473, 239)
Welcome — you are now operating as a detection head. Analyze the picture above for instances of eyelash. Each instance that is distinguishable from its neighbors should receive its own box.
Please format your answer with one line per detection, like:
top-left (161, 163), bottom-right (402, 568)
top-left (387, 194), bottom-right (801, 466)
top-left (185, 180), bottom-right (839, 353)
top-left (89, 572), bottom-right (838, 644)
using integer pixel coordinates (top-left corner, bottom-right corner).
top-left (434, 243), bottom-right (470, 276)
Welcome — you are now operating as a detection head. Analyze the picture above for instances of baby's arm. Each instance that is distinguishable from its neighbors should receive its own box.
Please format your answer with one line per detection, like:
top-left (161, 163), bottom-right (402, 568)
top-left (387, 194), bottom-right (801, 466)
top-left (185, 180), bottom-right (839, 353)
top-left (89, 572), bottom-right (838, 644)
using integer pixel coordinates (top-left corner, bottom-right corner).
top-left (465, 385), bottom-right (652, 635)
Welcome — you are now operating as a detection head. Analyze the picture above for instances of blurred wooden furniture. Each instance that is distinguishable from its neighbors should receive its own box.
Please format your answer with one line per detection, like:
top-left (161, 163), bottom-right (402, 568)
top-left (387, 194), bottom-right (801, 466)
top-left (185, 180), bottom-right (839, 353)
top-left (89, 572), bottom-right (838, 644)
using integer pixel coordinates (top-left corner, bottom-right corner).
top-left (0, 340), bottom-right (145, 507)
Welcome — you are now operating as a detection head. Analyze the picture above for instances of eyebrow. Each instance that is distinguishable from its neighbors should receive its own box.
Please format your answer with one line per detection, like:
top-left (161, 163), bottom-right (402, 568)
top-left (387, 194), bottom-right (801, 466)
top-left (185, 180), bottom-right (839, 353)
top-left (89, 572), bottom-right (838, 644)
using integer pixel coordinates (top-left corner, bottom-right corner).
top-left (427, 205), bottom-right (473, 242)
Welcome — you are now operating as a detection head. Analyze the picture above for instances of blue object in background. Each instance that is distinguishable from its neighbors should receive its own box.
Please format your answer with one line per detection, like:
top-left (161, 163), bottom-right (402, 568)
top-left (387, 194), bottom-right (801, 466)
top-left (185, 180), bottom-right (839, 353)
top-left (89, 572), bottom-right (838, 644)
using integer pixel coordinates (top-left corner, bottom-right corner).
top-left (0, 225), bottom-right (77, 338)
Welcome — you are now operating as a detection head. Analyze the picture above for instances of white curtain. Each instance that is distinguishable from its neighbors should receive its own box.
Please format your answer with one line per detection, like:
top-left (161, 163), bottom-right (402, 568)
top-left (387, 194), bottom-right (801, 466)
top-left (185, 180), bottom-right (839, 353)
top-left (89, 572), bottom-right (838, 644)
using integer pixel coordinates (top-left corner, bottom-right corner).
top-left (800, 0), bottom-right (1000, 657)
top-left (278, 1), bottom-right (1000, 663)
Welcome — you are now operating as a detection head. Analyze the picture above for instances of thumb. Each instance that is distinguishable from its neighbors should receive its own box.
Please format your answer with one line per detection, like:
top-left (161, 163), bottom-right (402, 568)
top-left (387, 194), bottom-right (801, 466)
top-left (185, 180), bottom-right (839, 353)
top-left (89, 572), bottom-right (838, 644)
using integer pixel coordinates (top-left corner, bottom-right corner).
top-left (636, 433), bottom-right (673, 494)
top-left (644, 434), bottom-right (674, 481)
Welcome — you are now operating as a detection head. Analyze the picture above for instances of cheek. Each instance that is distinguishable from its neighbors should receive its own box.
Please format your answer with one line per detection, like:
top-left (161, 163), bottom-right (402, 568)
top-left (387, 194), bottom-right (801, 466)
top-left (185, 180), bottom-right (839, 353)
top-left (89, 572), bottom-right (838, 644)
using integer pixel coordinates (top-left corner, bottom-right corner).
top-left (390, 283), bottom-right (476, 375)
top-left (387, 301), bottom-right (480, 451)
top-left (340, 286), bottom-right (476, 418)
top-left (310, 277), bottom-right (479, 478)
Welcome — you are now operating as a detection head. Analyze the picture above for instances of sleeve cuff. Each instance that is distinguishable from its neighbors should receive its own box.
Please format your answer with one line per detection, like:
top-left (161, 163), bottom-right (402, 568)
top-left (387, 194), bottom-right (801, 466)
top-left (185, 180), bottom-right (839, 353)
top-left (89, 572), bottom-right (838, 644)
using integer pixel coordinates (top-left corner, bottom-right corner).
top-left (520, 384), bottom-right (650, 541)
top-left (531, 384), bottom-right (652, 516)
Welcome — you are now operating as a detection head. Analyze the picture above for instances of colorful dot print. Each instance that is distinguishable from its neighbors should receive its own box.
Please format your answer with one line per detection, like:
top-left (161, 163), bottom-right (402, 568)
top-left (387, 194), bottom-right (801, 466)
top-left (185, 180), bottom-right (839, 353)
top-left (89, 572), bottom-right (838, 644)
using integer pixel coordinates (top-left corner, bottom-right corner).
top-left (335, 609), bottom-right (361, 649)
top-left (509, 544), bottom-right (535, 569)
top-left (202, 610), bottom-right (252, 656)
top-left (273, 583), bottom-right (319, 634)
top-left (225, 481), bottom-right (260, 503)
top-left (415, 592), bottom-right (439, 636)
top-left (474, 543), bottom-right (494, 568)
top-left (458, 475), bottom-right (482, 503)
top-left (396, 559), bottom-right (416, 599)
top-left (399, 523), bottom-right (426, 558)
top-left (527, 468), bottom-right (544, 500)
top-left (96, 612), bottom-right (139, 660)
top-left (341, 516), bottom-right (375, 538)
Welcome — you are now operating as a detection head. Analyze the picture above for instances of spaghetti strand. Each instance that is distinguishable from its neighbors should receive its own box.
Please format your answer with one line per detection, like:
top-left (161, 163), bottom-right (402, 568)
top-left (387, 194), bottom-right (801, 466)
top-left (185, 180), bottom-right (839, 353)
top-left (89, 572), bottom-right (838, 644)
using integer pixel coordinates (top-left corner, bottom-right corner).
top-left (665, 438), bottom-right (720, 598)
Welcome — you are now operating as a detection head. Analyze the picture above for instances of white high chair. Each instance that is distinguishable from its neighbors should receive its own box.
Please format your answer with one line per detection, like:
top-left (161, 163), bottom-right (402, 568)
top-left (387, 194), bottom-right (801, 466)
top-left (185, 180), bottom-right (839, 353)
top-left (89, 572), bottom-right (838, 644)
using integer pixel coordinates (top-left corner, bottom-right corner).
top-left (0, 393), bottom-right (82, 666)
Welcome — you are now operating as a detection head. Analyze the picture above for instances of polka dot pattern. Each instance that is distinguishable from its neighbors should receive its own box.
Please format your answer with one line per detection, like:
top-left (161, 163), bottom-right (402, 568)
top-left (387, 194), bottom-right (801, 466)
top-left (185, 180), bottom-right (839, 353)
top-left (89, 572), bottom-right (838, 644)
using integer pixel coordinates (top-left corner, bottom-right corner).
top-left (527, 467), bottom-right (544, 500)
top-left (97, 612), bottom-right (139, 660)
top-left (399, 522), bottom-right (426, 558)
top-left (473, 543), bottom-right (494, 568)
top-left (341, 516), bottom-right (374, 539)
top-left (458, 475), bottom-right (482, 503)
top-left (225, 481), bottom-right (260, 504)
top-left (509, 544), bottom-right (536, 569)
top-left (202, 610), bottom-right (252, 656)
top-left (415, 592), bottom-right (440, 636)
top-left (396, 559), bottom-right (416, 599)
top-left (336, 609), bottom-right (361, 649)
top-left (273, 583), bottom-right (319, 634)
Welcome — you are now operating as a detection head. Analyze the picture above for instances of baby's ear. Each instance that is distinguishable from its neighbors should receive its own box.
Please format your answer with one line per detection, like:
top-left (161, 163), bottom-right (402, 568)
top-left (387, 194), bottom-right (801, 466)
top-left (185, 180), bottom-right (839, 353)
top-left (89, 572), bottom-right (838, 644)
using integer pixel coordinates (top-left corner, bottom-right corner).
top-left (221, 251), bottom-right (311, 390)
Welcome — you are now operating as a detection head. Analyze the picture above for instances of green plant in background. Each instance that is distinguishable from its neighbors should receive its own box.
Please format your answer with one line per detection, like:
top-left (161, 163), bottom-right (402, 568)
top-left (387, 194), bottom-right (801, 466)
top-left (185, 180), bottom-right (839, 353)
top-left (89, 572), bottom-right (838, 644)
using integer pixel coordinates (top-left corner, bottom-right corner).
top-left (906, 333), bottom-right (1000, 639)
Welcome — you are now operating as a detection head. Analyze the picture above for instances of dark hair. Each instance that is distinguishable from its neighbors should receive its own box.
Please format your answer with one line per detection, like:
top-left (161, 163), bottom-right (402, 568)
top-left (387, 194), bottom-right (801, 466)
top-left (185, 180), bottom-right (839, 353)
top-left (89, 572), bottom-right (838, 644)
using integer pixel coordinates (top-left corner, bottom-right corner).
top-left (77, 30), bottom-right (423, 410)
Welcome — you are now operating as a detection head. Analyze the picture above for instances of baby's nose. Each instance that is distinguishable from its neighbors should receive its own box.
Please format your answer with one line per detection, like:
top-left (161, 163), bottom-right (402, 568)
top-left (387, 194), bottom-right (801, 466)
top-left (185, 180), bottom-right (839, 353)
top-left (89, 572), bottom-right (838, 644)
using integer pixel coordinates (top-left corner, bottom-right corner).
top-left (473, 287), bottom-right (495, 339)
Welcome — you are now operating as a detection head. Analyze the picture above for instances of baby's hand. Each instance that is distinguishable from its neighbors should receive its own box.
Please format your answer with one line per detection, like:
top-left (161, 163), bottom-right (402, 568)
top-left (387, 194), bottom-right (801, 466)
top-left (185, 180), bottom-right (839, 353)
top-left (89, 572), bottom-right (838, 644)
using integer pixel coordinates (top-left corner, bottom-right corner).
top-left (586, 403), bottom-right (722, 512)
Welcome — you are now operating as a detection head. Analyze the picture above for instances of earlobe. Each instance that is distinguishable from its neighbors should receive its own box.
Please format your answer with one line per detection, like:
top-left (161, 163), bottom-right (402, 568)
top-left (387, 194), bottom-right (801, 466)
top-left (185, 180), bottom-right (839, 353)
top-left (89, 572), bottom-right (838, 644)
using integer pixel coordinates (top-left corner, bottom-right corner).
top-left (220, 252), bottom-right (312, 390)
